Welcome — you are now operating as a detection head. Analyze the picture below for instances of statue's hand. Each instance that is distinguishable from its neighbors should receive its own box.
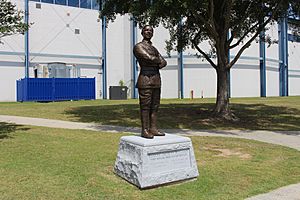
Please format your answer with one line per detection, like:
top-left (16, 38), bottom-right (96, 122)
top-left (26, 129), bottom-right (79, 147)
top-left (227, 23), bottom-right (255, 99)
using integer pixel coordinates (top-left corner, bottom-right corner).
top-left (158, 59), bottom-right (167, 69)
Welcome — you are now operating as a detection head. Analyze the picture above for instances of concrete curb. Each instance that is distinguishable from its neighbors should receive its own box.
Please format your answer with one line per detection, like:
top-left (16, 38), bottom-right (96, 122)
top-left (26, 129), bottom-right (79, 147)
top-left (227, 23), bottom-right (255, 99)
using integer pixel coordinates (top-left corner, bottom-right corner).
top-left (245, 183), bottom-right (300, 200)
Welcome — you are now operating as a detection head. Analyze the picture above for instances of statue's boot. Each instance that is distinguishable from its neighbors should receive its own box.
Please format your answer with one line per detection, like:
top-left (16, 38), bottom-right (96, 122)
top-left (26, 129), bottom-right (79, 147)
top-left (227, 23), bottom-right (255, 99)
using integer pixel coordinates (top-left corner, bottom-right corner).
top-left (149, 111), bottom-right (165, 136)
top-left (141, 110), bottom-right (153, 139)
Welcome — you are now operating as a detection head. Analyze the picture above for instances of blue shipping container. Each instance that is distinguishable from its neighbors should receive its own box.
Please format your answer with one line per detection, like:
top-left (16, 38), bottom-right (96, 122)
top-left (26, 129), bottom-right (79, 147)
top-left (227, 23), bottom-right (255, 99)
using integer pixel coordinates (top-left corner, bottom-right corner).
top-left (16, 78), bottom-right (95, 102)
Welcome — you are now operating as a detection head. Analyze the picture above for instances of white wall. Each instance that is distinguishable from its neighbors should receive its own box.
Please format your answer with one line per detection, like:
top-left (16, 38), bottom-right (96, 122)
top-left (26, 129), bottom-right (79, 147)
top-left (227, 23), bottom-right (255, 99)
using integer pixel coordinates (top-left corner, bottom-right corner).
top-left (1, 4), bottom-right (300, 101)
top-left (231, 67), bottom-right (260, 97)
top-left (289, 40), bottom-right (300, 95)
top-left (161, 68), bottom-right (178, 98)
top-left (106, 15), bottom-right (132, 97)
top-left (28, 2), bottom-right (101, 62)
top-left (0, 0), bottom-right (102, 101)
top-left (0, 67), bottom-right (24, 101)
top-left (266, 22), bottom-right (280, 97)
top-left (184, 66), bottom-right (216, 98)
top-left (230, 33), bottom-right (261, 97)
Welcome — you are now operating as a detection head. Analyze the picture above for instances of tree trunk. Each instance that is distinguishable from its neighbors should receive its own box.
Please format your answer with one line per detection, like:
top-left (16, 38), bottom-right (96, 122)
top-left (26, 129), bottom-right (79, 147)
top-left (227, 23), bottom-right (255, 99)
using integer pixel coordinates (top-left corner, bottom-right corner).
top-left (213, 67), bottom-right (237, 121)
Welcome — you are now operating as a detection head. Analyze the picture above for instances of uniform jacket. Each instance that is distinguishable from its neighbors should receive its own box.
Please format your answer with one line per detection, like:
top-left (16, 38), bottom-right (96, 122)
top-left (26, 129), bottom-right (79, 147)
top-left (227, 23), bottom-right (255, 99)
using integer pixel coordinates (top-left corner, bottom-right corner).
top-left (133, 40), bottom-right (167, 88)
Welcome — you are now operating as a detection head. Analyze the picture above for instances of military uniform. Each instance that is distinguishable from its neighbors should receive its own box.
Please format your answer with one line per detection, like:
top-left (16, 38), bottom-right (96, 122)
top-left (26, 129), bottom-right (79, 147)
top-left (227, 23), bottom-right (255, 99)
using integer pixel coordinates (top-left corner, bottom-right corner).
top-left (133, 39), bottom-right (167, 138)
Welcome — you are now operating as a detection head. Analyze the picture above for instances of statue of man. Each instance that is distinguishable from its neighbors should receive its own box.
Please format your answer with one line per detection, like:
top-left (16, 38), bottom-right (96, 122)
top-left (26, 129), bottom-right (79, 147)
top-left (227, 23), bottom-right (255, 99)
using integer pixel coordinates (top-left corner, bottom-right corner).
top-left (133, 25), bottom-right (167, 139)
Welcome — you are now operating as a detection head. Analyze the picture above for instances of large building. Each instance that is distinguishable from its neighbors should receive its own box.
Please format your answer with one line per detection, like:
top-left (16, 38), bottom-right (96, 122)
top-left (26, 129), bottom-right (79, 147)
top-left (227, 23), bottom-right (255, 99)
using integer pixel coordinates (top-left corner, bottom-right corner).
top-left (0, 0), bottom-right (300, 101)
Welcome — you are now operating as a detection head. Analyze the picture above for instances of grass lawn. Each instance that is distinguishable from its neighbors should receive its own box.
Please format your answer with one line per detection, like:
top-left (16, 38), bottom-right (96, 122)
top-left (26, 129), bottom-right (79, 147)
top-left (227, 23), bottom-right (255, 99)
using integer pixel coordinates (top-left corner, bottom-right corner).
top-left (0, 125), bottom-right (300, 200)
top-left (0, 96), bottom-right (299, 130)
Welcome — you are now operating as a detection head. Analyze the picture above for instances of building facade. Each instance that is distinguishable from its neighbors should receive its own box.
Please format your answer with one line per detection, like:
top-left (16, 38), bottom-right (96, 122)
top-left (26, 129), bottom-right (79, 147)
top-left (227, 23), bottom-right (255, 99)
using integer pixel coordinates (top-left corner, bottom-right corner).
top-left (0, 0), bottom-right (299, 101)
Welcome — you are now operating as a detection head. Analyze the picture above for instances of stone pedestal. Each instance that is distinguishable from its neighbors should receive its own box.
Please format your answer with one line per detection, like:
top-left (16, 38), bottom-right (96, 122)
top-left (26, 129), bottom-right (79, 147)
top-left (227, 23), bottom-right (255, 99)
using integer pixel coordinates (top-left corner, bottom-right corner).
top-left (114, 134), bottom-right (199, 189)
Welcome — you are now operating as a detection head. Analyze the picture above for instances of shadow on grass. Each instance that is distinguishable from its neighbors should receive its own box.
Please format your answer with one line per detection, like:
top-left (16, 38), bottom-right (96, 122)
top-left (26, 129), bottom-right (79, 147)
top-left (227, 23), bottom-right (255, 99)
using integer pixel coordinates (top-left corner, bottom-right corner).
top-left (65, 103), bottom-right (300, 132)
top-left (0, 122), bottom-right (30, 140)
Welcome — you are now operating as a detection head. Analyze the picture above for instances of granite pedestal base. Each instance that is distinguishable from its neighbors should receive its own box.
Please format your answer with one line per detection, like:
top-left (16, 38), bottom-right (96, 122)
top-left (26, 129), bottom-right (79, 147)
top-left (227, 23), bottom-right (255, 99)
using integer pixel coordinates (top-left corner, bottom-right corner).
top-left (114, 134), bottom-right (199, 189)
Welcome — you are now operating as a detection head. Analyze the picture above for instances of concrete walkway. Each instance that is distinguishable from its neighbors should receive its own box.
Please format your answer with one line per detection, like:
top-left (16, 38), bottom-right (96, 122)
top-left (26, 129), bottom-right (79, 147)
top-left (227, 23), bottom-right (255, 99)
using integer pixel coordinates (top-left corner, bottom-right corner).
top-left (1, 115), bottom-right (299, 150)
top-left (0, 115), bottom-right (300, 199)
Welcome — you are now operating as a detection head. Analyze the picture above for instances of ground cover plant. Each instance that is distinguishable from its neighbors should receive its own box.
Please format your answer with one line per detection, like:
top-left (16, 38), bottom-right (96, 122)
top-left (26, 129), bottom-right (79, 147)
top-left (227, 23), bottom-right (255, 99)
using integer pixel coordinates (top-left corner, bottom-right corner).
top-left (0, 96), bottom-right (299, 130)
top-left (0, 125), bottom-right (300, 200)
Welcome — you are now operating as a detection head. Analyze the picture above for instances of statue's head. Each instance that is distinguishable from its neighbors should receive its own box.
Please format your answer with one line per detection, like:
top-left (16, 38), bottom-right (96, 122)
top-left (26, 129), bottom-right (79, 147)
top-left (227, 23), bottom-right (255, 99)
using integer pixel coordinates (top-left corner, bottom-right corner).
top-left (141, 25), bottom-right (153, 40)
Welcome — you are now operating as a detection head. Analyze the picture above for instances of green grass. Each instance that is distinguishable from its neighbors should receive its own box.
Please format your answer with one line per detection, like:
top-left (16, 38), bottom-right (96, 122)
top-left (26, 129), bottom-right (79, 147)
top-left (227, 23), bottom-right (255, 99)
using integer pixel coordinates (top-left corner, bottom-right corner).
top-left (0, 96), bottom-right (300, 130)
top-left (0, 125), bottom-right (300, 200)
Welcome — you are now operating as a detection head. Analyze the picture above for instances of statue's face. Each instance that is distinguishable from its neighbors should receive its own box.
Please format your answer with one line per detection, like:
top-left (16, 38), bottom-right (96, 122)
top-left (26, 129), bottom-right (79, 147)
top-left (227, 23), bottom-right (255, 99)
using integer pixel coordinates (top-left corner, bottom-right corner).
top-left (142, 26), bottom-right (153, 40)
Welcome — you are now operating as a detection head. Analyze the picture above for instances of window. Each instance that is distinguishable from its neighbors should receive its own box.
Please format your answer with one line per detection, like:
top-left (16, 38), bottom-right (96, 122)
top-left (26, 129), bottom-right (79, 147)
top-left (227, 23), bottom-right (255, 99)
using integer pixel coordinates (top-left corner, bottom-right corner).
top-left (36, 3), bottom-right (42, 8)
top-left (41, 0), bottom-right (54, 3)
top-left (31, 0), bottom-right (95, 9)
top-left (75, 29), bottom-right (80, 34)
top-left (68, 0), bottom-right (79, 7)
top-left (92, 0), bottom-right (99, 10)
top-left (80, 0), bottom-right (91, 9)
top-left (55, 0), bottom-right (66, 5)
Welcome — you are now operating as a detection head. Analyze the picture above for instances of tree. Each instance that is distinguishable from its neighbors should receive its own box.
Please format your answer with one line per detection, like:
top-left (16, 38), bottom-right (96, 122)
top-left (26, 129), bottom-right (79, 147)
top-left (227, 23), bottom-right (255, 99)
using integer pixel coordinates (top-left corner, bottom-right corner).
top-left (100, 0), bottom-right (300, 120)
top-left (0, 0), bottom-right (28, 43)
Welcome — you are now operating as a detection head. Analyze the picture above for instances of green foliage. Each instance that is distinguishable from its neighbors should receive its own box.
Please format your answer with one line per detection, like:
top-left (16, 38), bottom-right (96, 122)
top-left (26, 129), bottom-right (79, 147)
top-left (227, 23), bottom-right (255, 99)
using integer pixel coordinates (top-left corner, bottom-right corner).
top-left (119, 79), bottom-right (125, 86)
top-left (0, 0), bottom-right (28, 43)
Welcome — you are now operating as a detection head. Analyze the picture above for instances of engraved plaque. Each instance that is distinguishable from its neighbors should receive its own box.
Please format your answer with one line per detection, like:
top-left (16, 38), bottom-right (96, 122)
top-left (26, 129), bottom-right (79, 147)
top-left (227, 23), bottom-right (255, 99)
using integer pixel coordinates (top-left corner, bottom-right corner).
top-left (146, 149), bottom-right (191, 174)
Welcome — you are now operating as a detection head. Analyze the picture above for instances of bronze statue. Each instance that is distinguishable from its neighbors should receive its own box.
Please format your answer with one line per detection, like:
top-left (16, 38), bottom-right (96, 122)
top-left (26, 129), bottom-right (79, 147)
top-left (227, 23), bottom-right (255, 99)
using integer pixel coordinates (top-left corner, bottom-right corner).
top-left (133, 25), bottom-right (167, 139)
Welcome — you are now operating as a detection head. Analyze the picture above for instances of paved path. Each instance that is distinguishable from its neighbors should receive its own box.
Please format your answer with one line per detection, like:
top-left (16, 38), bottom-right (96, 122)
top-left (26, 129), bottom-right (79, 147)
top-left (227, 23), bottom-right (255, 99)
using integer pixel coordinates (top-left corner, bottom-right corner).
top-left (0, 115), bottom-right (300, 200)
top-left (246, 183), bottom-right (300, 200)
top-left (1, 115), bottom-right (299, 150)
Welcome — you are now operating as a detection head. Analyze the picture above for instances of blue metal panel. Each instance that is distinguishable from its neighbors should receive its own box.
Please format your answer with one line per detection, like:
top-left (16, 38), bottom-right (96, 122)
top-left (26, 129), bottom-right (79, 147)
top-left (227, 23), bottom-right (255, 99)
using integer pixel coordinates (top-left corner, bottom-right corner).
top-left (288, 34), bottom-right (300, 42)
top-left (42, 0), bottom-right (54, 3)
top-left (67, 0), bottom-right (79, 7)
top-left (17, 80), bottom-right (23, 101)
top-left (55, 0), bottom-right (67, 5)
top-left (227, 71), bottom-right (231, 98)
top-left (278, 20), bottom-right (283, 96)
top-left (102, 16), bottom-right (107, 99)
top-left (132, 19), bottom-right (138, 99)
top-left (30, 0), bottom-right (97, 10)
top-left (259, 30), bottom-right (266, 97)
top-left (278, 16), bottom-right (289, 96)
top-left (55, 78), bottom-right (75, 101)
top-left (178, 50), bottom-right (184, 99)
top-left (178, 18), bottom-right (184, 99)
top-left (16, 78), bottom-right (95, 102)
top-left (227, 31), bottom-right (231, 98)
top-left (27, 78), bottom-right (53, 101)
top-left (25, 0), bottom-right (29, 78)
top-left (77, 78), bottom-right (96, 99)
top-left (284, 18), bottom-right (289, 96)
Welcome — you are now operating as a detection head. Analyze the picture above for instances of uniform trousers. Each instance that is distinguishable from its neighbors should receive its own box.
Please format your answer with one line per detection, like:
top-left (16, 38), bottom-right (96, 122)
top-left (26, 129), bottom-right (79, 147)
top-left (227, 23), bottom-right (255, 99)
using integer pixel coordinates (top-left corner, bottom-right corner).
top-left (138, 88), bottom-right (161, 111)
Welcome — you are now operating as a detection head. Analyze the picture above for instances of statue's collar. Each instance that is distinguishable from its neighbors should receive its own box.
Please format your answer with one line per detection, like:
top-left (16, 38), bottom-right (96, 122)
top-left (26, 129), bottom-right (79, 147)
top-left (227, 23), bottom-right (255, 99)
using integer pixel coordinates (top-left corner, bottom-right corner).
top-left (142, 39), bottom-right (152, 45)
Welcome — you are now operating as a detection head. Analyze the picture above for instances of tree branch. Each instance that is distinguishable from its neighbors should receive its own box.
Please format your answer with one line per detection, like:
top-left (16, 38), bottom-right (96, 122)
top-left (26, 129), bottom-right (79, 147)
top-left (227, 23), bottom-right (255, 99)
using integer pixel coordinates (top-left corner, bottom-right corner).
top-left (0, 33), bottom-right (11, 39)
top-left (229, 0), bottom-right (284, 50)
top-left (224, 0), bottom-right (232, 33)
top-left (189, 11), bottom-right (218, 40)
top-left (224, 0), bottom-right (233, 32)
top-left (223, 0), bottom-right (233, 49)
top-left (228, 13), bottom-right (276, 69)
top-left (208, 0), bottom-right (214, 25)
top-left (192, 37), bottom-right (217, 69)
top-left (227, 0), bottom-right (253, 31)
top-left (227, 31), bottom-right (235, 45)
top-left (226, 1), bottom-right (256, 48)
top-left (229, 21), bottom-right (260, 49)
